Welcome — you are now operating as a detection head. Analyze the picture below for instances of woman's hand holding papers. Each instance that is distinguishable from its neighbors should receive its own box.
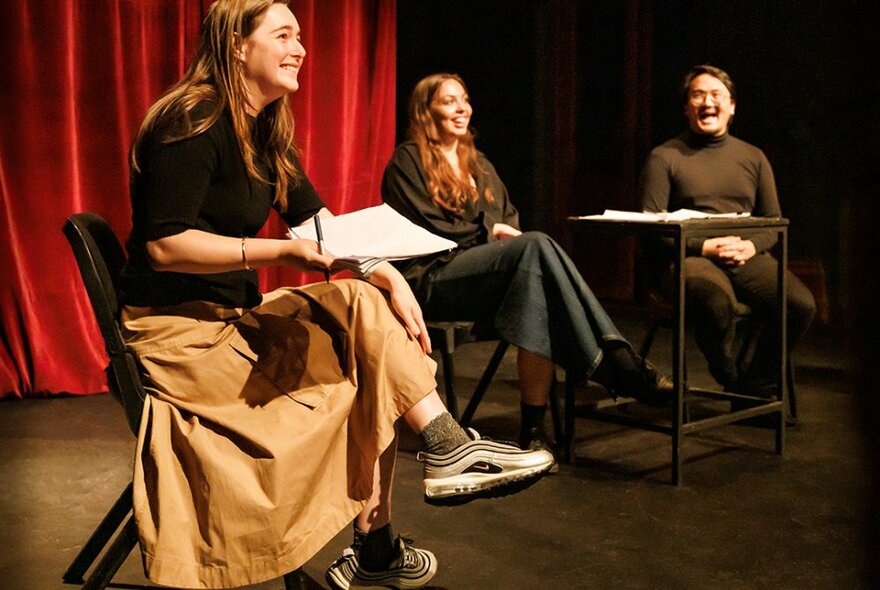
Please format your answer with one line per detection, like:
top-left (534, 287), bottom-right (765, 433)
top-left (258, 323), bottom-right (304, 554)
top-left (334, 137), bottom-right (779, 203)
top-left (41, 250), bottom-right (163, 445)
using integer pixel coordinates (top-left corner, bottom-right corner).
top-left (279, 238), bottom-right (335, 274)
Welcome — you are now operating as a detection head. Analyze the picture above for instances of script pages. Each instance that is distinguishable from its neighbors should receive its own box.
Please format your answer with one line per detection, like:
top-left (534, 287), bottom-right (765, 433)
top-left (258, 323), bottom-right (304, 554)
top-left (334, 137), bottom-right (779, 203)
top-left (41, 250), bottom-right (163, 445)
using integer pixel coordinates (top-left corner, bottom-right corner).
top-left (288, 204), bottom-right (458, 275)
top-left (577, 209), bottom-right (751, 222)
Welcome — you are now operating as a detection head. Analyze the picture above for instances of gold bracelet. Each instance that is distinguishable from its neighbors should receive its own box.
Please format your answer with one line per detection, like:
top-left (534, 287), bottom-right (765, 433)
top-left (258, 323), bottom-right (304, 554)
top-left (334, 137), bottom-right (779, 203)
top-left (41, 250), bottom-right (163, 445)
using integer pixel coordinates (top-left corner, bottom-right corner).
top-left (241, 237), bottom-right (251, 270)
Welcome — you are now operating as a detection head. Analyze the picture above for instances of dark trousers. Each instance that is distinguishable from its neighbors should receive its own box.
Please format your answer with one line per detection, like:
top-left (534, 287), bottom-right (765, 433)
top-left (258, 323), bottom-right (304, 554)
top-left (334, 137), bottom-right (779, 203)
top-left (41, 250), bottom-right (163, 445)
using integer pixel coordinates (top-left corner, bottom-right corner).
top-left (685, 253), bottom-right (816, 388)
top-left (415, 231), bottom-right (628, 383)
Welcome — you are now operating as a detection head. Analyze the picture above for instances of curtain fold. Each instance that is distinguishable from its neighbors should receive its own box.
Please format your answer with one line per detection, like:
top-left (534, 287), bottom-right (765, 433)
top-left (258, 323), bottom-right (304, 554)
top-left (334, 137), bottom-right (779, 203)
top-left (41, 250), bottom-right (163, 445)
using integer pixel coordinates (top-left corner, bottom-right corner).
top-left (0, 0), bottom-right (396, 398)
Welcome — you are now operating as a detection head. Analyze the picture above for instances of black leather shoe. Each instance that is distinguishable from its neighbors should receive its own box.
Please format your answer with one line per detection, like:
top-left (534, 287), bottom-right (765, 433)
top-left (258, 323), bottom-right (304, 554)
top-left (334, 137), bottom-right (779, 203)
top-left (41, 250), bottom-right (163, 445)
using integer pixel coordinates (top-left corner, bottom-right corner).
top-left (631, 361), bottom-right (674, 405)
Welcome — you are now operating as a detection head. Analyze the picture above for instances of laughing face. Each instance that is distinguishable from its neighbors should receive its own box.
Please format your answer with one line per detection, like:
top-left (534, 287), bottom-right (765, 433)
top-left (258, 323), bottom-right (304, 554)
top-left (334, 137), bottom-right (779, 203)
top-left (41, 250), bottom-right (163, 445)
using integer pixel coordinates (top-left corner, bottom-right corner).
top-left (430, 78), bottom-right (473, 146)
top-left (684, 73), bottom-right (736, 137)
top-left (239, 3), bottom-right (305, 112)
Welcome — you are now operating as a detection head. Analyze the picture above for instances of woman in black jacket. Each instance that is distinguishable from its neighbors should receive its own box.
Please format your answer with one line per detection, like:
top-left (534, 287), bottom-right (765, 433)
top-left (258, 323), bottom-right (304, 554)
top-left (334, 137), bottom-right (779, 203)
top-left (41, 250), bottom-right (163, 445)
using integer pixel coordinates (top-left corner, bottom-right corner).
top-left (383, 73), bottom-right (672, 453)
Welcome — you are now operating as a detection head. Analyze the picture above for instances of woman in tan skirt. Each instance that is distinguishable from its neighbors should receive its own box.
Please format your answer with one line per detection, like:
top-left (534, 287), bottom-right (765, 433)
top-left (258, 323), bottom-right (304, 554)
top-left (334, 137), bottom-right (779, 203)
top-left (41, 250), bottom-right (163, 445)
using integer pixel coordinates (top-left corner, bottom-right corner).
top-left (119, 1), bottom-right (553, 589)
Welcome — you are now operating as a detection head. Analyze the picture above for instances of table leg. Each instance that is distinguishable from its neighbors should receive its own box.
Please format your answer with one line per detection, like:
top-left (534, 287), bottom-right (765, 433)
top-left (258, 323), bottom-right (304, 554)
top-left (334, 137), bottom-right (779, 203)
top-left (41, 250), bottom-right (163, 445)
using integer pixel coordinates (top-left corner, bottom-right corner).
top-left (776, 227), bottom-right (788, 455)
top-left (672, 232), bottom-right (686, 485)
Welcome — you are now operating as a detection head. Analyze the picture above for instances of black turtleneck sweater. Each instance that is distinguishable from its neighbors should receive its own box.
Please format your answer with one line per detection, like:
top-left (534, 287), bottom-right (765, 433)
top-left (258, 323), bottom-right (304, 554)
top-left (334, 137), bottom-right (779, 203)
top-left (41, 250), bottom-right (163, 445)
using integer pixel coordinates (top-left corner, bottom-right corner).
top-left (639, 131), bottom-right (781, 256)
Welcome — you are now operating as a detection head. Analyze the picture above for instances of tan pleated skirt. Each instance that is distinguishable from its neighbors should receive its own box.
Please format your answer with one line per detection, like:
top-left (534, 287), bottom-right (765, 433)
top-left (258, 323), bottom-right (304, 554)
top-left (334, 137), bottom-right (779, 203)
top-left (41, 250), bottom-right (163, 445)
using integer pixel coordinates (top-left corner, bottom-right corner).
top-left (121, 280), bottom-right (437, 588)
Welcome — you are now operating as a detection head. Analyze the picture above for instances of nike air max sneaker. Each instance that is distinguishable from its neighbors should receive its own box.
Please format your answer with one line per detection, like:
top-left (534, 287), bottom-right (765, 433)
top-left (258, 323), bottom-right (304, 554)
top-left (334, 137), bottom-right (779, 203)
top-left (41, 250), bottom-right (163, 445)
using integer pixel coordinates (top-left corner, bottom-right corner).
top-left (325, 537), bottom-right (437, 589)
top-left (418, 428), bottom-right (555, 502)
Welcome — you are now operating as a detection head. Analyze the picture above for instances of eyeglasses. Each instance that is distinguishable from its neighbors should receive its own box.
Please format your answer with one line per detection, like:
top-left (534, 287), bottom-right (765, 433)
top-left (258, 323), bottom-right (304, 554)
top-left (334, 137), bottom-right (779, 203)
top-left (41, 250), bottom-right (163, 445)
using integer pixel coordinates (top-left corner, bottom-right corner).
top-left (688, 90), bottom-right (731, 105)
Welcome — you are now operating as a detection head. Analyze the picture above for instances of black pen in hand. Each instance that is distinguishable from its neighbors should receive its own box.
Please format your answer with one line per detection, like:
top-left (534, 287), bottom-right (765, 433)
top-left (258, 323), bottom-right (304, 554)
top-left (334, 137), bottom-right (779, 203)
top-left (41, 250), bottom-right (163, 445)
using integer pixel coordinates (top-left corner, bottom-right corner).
top-left (313, 214), bottom-right (330, 283)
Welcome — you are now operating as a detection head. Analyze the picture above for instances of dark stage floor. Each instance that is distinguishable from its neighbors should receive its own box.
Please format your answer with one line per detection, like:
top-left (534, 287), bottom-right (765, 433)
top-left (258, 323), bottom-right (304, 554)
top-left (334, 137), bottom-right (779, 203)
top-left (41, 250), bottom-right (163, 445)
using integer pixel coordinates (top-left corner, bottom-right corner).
top-left (1, 310), bottom-right (872, 589)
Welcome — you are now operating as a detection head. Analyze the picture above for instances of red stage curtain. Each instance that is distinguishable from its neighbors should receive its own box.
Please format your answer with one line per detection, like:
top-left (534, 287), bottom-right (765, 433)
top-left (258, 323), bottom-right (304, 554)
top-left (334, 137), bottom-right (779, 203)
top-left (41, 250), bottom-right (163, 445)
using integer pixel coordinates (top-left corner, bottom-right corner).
top-left (0, 0), bottom-right (397, 398)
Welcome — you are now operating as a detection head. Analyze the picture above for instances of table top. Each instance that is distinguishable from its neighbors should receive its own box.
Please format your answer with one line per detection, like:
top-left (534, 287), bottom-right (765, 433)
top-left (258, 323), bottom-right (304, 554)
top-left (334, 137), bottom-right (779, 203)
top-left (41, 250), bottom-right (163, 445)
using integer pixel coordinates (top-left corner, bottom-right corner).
top-left (567, 215), bottom-right (789, 235)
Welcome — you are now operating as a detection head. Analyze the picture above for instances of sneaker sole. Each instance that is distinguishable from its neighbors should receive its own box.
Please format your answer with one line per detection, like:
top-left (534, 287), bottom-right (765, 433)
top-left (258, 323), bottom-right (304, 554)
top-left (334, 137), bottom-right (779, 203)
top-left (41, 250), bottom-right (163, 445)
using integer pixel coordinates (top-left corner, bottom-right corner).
top-left (326, 569), bottom-right (352, 590)
top-left (424, 469), bottom-right (551, 506)
top-left (352, 569), bottom-right (438, 589)
top-left (424, 460), bottom-right (554, 502)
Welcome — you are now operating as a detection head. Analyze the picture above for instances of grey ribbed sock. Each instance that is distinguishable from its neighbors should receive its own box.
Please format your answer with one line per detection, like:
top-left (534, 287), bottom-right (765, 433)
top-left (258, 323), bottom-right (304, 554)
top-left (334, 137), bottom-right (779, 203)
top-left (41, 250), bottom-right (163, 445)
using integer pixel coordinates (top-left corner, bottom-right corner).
top-left (419, 412), bottom-right (470, 455)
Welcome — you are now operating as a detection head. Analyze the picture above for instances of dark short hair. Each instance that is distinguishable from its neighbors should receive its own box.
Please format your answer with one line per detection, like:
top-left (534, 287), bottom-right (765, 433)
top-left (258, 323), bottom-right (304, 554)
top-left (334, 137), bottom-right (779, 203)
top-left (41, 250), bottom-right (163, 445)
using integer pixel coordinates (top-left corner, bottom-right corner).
top-left (681, 65), bottom-right (736, 103)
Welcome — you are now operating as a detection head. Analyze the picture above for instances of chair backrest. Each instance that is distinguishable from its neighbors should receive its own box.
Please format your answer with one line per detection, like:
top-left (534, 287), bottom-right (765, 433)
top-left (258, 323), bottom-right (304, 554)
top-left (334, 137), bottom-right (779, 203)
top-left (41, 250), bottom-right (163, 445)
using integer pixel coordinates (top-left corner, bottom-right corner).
top-left (64, 213), bottom-right (145, 434)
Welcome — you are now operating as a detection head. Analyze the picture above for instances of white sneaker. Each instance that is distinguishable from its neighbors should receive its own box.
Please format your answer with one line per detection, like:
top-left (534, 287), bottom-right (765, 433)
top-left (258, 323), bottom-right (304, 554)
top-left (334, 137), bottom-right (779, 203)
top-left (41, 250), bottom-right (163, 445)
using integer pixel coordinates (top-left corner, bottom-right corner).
top-left (418, 428), bottom-right (555, 503)
top-left (325, 538), bottom-right (437, 589)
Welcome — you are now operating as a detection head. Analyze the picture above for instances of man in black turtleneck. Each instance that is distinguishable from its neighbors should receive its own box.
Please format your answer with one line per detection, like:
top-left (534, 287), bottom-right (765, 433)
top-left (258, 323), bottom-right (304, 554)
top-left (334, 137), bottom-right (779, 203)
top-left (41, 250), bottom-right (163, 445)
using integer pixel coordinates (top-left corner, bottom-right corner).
top-left (639, 64), bottom-right (815, 395)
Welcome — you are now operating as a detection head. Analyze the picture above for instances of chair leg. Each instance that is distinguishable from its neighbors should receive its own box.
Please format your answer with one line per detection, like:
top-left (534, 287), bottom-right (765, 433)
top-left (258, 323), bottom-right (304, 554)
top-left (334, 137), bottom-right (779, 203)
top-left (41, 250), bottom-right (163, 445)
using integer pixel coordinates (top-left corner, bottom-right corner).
top-left (81, 514), bottom-right (139, 590)
top-left (283, 568), bottom-right (310, 589)
top-left (638, 321), bottom-right (660, 360)
top-left (561, 378), bottom-right (577, 464)
top-left (735, 322), bottom-right (761, 375)
top-left (787, 359), bottom-right (798, 420)
top-left (63, 482), bottom-right (133, 585)
top-left (440, 347), bottom-right (459, 420)
top-left (460, 341), bottom-right (509, 428)
top-left (549, 374), bottom-right (563, 446)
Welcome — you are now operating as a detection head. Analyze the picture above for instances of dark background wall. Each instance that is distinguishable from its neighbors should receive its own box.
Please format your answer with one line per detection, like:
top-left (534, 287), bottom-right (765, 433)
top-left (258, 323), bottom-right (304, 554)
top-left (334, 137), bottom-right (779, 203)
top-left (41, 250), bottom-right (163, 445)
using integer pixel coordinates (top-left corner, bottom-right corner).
top-left (397, 0), bottom-right (874, 327)
top-left (395, 0), bottom-right (541, 224)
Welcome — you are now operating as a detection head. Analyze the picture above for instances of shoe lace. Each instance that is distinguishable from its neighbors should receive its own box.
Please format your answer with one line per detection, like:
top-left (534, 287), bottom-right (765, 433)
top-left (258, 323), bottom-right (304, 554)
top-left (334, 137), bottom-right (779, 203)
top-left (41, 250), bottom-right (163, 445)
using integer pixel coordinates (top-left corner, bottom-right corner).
top-left (397, 536), bottom-right (420, 569)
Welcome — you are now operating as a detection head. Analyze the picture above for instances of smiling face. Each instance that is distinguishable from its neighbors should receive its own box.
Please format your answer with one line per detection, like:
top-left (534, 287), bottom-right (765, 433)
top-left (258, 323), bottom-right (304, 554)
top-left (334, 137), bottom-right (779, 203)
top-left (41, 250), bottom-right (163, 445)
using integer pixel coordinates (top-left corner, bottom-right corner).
top-left (430, 78), bottom-right (473, 147)
top-left (239, 3), bottom-right (305, 112)
top-left (684, 73), bottom-right (736, 137)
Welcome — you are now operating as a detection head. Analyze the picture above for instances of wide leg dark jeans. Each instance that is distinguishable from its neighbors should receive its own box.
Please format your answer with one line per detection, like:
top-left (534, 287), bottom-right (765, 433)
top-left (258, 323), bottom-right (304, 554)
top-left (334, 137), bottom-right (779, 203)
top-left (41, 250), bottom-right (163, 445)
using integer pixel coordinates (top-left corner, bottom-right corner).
top-left (415, 231), bottom-right (629, 383)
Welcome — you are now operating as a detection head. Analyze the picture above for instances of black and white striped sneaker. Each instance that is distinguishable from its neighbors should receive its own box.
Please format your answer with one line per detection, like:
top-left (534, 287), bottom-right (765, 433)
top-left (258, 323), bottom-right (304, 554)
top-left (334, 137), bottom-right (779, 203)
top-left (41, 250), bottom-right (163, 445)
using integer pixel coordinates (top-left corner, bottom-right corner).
top-left (326, 546), bottom-right (358, 590)
top-left (325, 537), bottom-right (437, 589)
top-left (418, 428), bottom-right (555, 503)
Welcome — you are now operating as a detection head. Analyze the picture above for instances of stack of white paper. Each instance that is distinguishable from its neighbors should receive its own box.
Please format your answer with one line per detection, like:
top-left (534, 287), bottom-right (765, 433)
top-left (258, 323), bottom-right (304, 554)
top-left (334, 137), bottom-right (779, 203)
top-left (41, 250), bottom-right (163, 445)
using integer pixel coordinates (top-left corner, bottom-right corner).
top-left (289, 204), bottom-right (458, 275)
top-left (577, 209), bottom-right (751, 222)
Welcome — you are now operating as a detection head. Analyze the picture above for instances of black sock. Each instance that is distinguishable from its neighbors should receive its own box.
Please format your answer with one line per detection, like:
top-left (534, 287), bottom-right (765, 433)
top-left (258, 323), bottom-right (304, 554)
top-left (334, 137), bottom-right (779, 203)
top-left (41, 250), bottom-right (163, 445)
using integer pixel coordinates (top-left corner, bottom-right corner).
top-left (351, 524), bottom-right (368, 552)
top-left (359, 523), bottom-right (397, 572)
top-left (520, 403), bottom-right (547, 446)
top-left (595, 343), bottom-right (642, 392)
top-left (419, 412), bottom-right (470, 455)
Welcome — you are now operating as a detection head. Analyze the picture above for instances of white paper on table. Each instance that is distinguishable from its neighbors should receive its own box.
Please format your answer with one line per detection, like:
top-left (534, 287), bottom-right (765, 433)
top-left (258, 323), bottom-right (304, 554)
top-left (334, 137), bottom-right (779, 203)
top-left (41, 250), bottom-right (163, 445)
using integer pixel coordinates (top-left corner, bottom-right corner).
top-left (575, 209), bottom-right (751, 222)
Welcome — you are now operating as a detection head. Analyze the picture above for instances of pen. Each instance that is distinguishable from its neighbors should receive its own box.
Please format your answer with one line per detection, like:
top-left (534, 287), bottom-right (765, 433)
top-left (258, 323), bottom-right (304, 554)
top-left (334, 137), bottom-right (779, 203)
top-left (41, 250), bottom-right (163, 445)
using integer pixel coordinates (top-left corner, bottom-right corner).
top-left (313, 214), bottom-right (330, 283)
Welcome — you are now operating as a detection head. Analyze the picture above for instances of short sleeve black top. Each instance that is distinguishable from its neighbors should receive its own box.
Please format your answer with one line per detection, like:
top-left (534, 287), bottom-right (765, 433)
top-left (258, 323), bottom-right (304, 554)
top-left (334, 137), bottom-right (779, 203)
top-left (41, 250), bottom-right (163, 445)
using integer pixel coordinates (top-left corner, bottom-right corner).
top-left (121, 106), bottom-right (325, 309)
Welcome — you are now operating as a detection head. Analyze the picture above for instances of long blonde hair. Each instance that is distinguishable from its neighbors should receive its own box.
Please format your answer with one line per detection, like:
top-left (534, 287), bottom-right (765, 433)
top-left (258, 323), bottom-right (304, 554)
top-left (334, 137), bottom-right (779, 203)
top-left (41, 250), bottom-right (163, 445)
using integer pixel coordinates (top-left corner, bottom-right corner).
top-left (407, 73), bottom-right (491, 214)
top-left (130, 0), bottom-right (300, 211)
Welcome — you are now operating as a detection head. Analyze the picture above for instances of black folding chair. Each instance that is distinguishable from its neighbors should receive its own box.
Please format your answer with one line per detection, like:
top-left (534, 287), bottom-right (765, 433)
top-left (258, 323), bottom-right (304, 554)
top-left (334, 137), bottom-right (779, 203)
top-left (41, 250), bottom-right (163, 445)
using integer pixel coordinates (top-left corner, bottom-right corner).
top-left (425, 321), bottom-right (510, 427)
top-left (62, 213), bottom-right (310, 589)
top-left (426, 321), bottom-right (564, 443)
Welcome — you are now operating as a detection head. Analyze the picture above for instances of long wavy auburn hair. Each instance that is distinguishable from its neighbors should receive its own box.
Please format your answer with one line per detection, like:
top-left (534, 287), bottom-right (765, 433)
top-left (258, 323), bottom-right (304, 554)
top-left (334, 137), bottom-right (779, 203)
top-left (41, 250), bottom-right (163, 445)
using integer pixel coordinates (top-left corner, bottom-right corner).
top-left (130, 0), bottom-right (300, 211)
top-left (407, 73), bottom-right (493, 215)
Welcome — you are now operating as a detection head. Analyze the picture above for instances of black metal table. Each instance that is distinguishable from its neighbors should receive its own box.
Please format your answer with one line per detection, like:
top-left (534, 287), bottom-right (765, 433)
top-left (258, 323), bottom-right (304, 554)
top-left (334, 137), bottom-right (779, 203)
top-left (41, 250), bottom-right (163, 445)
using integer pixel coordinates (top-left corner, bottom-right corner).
top-left (566, 215), bottom-right (789, 485)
